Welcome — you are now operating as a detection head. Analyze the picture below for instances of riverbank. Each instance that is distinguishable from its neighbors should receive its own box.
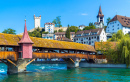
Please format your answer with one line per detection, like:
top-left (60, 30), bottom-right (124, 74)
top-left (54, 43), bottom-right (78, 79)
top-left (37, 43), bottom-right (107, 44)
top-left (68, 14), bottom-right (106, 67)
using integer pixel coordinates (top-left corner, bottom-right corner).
top-left (79, 62), bottom-right (130, 68)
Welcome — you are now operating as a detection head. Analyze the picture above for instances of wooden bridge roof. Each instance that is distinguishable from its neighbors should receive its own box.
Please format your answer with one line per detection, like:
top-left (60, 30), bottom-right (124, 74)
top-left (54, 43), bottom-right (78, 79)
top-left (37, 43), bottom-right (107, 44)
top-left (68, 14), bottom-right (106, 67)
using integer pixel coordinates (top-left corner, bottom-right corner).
top-left (0, 33), bottom-right (95, 52)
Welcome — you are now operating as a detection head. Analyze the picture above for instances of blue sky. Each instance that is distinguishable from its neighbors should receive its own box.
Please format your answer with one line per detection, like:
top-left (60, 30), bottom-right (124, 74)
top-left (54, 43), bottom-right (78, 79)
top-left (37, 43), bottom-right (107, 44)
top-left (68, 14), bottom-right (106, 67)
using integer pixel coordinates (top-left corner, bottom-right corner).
top-left (0, 0), bottom-right (130, 34)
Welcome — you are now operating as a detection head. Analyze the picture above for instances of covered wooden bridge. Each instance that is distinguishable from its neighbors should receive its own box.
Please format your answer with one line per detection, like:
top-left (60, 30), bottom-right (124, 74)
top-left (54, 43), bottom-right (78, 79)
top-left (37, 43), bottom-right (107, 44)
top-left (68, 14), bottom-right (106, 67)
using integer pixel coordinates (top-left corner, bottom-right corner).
top-left (0, 20), bottom-right (97, 74)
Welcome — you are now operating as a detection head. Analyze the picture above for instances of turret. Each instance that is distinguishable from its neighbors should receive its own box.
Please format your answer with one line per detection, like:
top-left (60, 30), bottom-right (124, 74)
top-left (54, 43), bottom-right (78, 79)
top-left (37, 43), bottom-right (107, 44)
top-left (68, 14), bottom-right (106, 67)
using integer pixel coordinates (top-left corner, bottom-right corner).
top-left (19, 19), bottom-right (34, 58)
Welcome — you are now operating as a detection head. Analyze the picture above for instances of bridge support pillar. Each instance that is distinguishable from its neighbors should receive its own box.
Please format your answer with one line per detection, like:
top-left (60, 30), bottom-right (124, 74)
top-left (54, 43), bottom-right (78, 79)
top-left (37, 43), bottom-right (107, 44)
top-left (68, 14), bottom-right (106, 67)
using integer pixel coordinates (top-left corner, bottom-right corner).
top-left (7, 59), bottom-right (35, 74)
top-left (66, 58), bottom-right (80, 69)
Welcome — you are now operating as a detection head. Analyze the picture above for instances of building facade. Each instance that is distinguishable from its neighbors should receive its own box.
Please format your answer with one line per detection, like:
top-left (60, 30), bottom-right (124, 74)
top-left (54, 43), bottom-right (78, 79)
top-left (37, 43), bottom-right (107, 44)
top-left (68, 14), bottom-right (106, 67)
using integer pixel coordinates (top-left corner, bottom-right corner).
top-left (106, 15), bottom-right (130, 35)
top-left (79, 25), bottom-right (85, 30)
top-left (94, 6), bottom-right (104, 28)
top-left (34, 14), bottom-right (41, 28)
top-left (45, 22), bottom-right (55, 34)
top-left (54, 32), bottom-right (75, 41)
top-left (42, 34), bottom-right (54, 40)
top-left (73, 28), bottom-right (106, 46)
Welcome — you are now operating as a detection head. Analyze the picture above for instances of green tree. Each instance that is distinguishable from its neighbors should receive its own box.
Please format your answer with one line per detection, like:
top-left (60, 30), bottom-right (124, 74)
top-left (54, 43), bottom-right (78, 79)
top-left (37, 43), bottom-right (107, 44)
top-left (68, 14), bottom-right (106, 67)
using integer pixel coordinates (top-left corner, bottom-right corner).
top-left (108, 30), bottom-right (124, 42)
top-left (106, 17), bottom-right (111, 25)
top-left (83, 22), bottom-right (96, 30)
top-left (52, 16), bottom-right (62, 27)
top-left (28, 27), bottom-right (42, 38)
top-left (2, 28), bottom-right (16, 34)
top-left (69, 26), bottom-right (79, 33)
top-left (65, 26), bottom-right (70, 39)
top-left (58, 29), bottom-right (63, 32)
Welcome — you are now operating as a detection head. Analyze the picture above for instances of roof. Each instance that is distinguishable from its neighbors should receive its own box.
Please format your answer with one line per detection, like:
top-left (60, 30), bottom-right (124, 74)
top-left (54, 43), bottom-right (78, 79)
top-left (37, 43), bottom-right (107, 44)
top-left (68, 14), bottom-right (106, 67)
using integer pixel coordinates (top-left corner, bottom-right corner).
top-left (19, 20), bottom-right (33, 44)
top-left (109, 15), bottom-right (130, 28)
top-left (57, 37), bottom-right (73, 42)
top-left (0, 33), bottom-right (95, 52)
top-left (45, 22), bottom-right (55, 25)
top-left (55, 32), bottom-right (75, 35)
top-left (97, 6), bottom-right (104, 17)
top-left (76, 28), bottom-right (103, 35)
top-left (95, 42), bottom-right (118, 50)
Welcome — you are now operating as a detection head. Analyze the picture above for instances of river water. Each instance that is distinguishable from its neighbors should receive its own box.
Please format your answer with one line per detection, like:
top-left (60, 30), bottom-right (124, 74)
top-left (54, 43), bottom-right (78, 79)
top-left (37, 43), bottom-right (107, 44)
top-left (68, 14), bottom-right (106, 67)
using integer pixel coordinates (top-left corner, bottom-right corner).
top-left (0, 63), bottom-right (130, 82)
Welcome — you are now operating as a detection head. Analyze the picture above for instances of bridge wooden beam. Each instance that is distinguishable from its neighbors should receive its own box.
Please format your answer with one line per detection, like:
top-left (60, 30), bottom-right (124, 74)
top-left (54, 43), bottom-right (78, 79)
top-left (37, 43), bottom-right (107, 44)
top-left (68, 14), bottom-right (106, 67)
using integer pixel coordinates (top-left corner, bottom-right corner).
top-left (25, 58), bottom-right (36, 66)
top-left (70, 58), bottom-right (75, 63)
top-left (7, 59), bottom-right (17, 67)
top-left (0, 59), bottom-right (9, 66)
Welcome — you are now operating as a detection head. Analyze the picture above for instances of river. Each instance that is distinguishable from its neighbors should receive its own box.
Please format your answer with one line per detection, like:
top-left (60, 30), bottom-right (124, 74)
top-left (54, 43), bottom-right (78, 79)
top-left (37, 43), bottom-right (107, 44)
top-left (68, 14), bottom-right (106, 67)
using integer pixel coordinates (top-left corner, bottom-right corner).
top-left (0, 63), bottom-right (130, 82)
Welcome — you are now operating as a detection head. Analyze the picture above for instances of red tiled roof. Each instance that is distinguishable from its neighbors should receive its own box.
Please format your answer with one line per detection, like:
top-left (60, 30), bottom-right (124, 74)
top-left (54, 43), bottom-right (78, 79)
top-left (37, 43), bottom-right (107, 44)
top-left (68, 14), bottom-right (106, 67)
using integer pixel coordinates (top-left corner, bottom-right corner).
top-left (57, 37), bottom-right (72, 42)
top-left (76, 28), bottom-right (103, 35)
top-left (109, 15), bottom-right (130, 28)
top-left (45, 22), bottom-right (55, 25)
top-left (19, 20), bottom-right (33, 44)
top-left (55, 32), bottom-right (75, 35)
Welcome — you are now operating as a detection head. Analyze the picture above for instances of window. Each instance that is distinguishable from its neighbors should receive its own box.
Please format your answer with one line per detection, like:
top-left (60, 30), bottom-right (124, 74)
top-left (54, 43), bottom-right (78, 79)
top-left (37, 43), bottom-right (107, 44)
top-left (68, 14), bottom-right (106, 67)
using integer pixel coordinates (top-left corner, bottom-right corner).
top-left (92, 37), bottom-right (93, 39)
top-left (113, 29), bottom-right (114, 31)
top-left (118, 27), bottom-right (119, 29)
top-left (117, 24), bottom-right (119, 26)
top-left (112, 25), bottom-right (114, 27)
top-left (92, 41), bottom-right (93, 43)
top-left (94, 36), bottom-right (96, 38)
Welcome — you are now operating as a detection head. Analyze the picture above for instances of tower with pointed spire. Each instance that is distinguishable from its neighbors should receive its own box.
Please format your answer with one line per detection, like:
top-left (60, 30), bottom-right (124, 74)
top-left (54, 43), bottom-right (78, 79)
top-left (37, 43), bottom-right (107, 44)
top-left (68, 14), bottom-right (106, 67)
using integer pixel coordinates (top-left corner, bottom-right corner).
top-left (19, 19), bottom-right (34, 58)
top-left (94, 5), bottom-right (104, 28)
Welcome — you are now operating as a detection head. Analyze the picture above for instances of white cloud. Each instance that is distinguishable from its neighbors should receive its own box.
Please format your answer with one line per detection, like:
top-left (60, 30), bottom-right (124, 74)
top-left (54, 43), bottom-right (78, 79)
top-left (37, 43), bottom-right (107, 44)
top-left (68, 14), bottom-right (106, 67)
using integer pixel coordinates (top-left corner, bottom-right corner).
top-left (81, 13), bottom-right (88, 16)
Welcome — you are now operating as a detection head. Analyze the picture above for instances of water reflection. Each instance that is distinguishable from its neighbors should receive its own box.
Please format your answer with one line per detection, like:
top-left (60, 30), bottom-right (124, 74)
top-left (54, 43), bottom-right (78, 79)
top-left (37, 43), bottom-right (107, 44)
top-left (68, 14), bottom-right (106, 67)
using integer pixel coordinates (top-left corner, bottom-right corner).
top-left (0, 63), bottom-right (130, 82)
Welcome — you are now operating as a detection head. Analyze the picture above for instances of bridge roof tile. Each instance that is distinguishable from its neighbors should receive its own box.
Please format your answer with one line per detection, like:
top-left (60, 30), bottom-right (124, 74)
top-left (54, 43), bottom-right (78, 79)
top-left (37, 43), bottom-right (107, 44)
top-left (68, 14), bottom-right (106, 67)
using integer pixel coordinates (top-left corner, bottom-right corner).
top-left (0, 33), bottom-right (95, 52)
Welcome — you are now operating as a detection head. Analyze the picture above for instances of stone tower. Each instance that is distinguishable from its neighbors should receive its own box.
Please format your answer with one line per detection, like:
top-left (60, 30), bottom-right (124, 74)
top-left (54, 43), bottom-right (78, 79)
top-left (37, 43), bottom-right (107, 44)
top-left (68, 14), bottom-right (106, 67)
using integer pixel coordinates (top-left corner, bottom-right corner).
top-left (97, 6), bottom-right (104, 24)
top-left (19, 19), bottom-right (34, 58)
top-left (34, 14), bottom-right (41, 28)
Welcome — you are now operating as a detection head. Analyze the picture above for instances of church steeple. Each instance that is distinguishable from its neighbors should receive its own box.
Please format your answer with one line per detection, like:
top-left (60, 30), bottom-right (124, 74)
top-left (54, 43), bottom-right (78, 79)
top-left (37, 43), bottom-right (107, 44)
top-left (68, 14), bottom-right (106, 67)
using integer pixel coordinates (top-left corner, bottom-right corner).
top-left (97, 5), bottom-right (104, 24)
top-left (97, 5), bottom-right (104, 17)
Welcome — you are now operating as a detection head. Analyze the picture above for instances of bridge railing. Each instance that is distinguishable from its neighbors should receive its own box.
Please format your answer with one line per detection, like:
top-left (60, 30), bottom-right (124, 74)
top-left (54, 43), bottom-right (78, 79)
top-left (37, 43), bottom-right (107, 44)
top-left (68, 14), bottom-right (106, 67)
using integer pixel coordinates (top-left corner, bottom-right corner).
top-left (32, 52), bottom-right (97, 60)
top-left (0, 51), bottom-right (18, 61)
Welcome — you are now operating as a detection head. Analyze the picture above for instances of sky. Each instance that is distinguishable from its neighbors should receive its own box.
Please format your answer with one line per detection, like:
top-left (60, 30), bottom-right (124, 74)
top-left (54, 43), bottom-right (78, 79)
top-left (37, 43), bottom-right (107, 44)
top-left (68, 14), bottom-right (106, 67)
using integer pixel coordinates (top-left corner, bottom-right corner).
top-left (0, 0), bottom-right (130, 34)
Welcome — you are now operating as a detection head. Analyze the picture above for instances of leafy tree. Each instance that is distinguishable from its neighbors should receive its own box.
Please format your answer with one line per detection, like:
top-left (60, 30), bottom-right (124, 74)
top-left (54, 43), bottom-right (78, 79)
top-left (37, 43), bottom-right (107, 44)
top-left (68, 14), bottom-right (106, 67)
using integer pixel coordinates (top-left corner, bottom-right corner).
top-left (83, 22), bottom-right (96, 30)
top-left (2, 28), bottom-right (16, 34)
top-left (104, 26), bottom-right (107, 31)
top-left (108, 30), bottom-right (124, 42)
top-left (69, 26), bottom-right (79, 33)
top-left (89, 22), bottom-right (94, 26)
top-left (52, 16), bottom-right (62, 27)
top-left (54, 30), bottom-right (57, 33)
top-left (65, 25), bottom-right (70, 39)
top-left (28, 27), bottom-right (43, 38)
top-left (106, 17), bottom-right (111, 25)
top-left (100, 30), bottom-right (130, 66)
top-left (58, 29), bottom-right (63, 32)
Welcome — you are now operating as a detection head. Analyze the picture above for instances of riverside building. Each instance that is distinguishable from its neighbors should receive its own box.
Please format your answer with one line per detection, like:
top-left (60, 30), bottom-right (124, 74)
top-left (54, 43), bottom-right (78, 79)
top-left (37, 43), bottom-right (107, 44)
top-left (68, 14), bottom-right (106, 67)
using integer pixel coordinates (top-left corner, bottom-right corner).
top-left (54, 32), bottom-right (75, 41)
top-left (106, 15), bottom-right (130, 35)
top-left (73, 28), bottom-right (106, 46)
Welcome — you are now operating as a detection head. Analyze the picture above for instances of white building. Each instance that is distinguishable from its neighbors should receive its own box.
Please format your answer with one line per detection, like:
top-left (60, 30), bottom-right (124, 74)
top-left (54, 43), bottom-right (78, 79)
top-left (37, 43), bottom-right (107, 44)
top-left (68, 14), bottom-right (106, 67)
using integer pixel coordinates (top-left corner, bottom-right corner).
top-left (106, 15), bottom-right (130, 35)
top-left (34, 14), bottom-right (41, 28)
top-left (94, 6), bottom-right (104, 28)
top-left (42, 34), bottom-right (54, 40)
top-left (45, 22), bottom-right (55, 34)
top-left (79, 25), bottom-right (85, 30)
top-left (74, 28), bottom-right (106, 46)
